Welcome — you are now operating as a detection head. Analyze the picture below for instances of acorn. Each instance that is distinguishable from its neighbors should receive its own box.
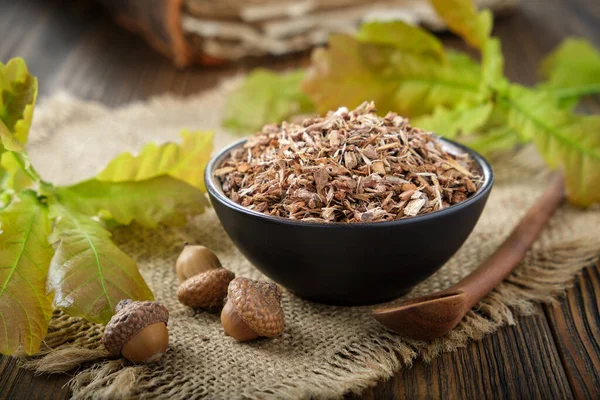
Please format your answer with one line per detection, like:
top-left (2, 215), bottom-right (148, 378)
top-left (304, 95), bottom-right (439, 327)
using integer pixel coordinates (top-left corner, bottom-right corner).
top-left (177, 268), bottom-right (235, 309)
top-left (102, 300), bottom-right (169, 363)
top-left (175, 244), bottom-right (222, 282)
top-left (221, 277), bottom-right (285, 341)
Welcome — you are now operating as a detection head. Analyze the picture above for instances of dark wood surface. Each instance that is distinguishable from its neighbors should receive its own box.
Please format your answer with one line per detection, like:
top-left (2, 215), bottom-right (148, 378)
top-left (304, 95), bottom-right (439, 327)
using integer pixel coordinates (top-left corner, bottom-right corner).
top-left (0, 0), bottom-right (599, 399)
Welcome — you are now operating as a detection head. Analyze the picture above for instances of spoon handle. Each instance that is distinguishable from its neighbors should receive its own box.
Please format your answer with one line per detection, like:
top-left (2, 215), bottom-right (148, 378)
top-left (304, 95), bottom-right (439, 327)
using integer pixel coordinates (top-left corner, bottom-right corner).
top-left (448, 174), bottom-right (565, 310)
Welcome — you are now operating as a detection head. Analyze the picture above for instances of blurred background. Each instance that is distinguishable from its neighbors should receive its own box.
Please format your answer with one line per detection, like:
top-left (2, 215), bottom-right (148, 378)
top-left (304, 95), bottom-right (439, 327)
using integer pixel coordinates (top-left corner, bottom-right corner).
top-left (1, 0), bottom-right (598, 107)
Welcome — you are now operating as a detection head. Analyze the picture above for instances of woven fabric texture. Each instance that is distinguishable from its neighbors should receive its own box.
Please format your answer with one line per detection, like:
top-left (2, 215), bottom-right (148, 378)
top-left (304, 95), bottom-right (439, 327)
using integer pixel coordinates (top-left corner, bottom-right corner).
top-left (25, 81), bottom-right (600, 399)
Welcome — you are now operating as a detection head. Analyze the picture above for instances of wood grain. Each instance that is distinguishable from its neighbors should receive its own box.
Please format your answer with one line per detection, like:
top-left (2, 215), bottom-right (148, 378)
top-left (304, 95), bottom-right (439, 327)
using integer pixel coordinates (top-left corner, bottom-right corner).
top-left (545, 262), bottom-right (600, 400)
top-left (0, 356), bottom-right (70, 400)
top-left (349, 308), bottom-right (574, 399)
top-left (0, 0), bottom-right (598, 399)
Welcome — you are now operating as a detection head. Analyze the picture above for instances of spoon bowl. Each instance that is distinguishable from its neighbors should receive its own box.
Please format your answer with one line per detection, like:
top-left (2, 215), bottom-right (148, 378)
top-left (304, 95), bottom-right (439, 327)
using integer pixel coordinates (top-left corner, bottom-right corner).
top-left (372, 290), bottom-right (468, 340)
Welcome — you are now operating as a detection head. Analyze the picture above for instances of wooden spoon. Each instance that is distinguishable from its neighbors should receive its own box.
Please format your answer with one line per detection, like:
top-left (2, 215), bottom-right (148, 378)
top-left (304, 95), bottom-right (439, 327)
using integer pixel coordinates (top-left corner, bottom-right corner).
top-left (372, 174), bottom-right (565, 341)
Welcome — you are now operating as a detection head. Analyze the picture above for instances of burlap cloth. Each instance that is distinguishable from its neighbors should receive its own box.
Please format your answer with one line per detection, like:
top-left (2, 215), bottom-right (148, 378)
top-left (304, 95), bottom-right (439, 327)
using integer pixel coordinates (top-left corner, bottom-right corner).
top-left (23, 80), bottom-right (600, 399)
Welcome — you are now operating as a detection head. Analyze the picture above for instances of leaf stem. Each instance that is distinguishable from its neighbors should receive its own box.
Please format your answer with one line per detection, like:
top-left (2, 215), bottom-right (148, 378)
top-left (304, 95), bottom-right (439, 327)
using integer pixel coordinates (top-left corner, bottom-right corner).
top-left (550, 84), bottom-right (600, 101)
top-left (9, 151), bottom-right (44, 184)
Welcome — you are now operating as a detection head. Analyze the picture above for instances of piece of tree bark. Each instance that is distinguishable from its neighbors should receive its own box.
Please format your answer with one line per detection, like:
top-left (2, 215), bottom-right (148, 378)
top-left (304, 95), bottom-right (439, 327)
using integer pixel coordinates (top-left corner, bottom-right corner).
top-left (98, 0), bottom-right (518, 66)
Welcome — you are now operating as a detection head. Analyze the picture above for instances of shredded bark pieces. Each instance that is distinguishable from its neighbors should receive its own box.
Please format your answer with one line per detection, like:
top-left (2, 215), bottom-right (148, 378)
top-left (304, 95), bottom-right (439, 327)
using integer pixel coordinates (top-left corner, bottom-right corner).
top-left (217, 102), bottom-right (482, 223)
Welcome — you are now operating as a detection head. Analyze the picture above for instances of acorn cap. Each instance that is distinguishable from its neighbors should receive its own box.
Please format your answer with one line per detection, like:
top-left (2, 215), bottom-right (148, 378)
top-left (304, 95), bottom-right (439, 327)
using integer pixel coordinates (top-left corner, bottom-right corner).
top-left (177, 268), bottom-right (235, 309)
top-left (102, 300), bottom-right (169, 356)
top-left (227, 278), bottom-right (285, 337)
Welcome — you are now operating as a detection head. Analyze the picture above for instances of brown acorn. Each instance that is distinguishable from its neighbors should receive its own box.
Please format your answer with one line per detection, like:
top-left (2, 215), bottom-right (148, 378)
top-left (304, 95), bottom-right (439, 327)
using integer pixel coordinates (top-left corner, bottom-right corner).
top-left (221, 278), bottom-right (285, 341)
top-left (175, 244), bottom-right (222, 282)
top-left (102, 300), bottom-right (169, 363)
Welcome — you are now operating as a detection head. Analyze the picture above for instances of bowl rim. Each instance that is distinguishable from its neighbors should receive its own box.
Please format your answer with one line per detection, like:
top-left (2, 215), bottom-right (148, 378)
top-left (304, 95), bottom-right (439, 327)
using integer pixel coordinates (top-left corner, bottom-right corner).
top-left (205, 136), bottom-right (494, 228)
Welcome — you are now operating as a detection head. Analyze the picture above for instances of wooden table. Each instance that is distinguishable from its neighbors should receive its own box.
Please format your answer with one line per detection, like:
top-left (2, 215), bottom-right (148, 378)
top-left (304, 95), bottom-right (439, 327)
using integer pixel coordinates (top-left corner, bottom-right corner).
top-left (0, 0), bottom-right (599, 398)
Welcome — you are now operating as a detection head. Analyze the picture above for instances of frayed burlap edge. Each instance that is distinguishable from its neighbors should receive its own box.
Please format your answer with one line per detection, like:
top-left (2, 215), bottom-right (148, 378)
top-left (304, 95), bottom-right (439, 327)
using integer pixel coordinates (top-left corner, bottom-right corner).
top-left (22, 239), bottom-right (599, 399)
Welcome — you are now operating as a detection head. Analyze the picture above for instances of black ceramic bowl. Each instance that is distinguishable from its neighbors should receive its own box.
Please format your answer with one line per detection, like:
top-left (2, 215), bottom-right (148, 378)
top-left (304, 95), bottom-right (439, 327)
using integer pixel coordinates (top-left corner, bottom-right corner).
top-left (205, 137), bottom-right (493, 306)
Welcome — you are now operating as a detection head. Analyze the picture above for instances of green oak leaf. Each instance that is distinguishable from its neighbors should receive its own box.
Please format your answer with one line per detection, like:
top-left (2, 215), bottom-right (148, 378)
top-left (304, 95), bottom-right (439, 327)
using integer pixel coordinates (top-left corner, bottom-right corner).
top-left (0, 191), bottom-right (53, 355)
top-left (96, 130), bottom-right (213, 192)
top-left (538, 37), bottom-right (600, 104)
top-left (47, 203), bottom-right (153, 324)
top-left (0, 144), bottom-right (6, 189)
top-left (0, 58), bottom-right (38, 152)
top-left (501, 85), bottom-right (600, 206)
top-left (429, 0), bottom-right (492, 50)
top-left (356, 21), bottom-right (446, 62)
top-left (413, 102), bottom-right (493, 139)
top-left (55, 176), bottom-right (208, 228)
top-left (302, 34), bottom-right (482, 116)
top-left (0, 192), bottom-right (10, 210)
top-left (464, 126), bottom-right (520, 156)
top-left (412, 36), bottom-right (505, 140)
top-left (224, 69), bottom-right (314, 134)
top-left (0, 145), bottom-right (10, 208)
top-left (1, 152), bottom-right (34, 191)
top-left (481, 38), bottom-right (507, 90)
